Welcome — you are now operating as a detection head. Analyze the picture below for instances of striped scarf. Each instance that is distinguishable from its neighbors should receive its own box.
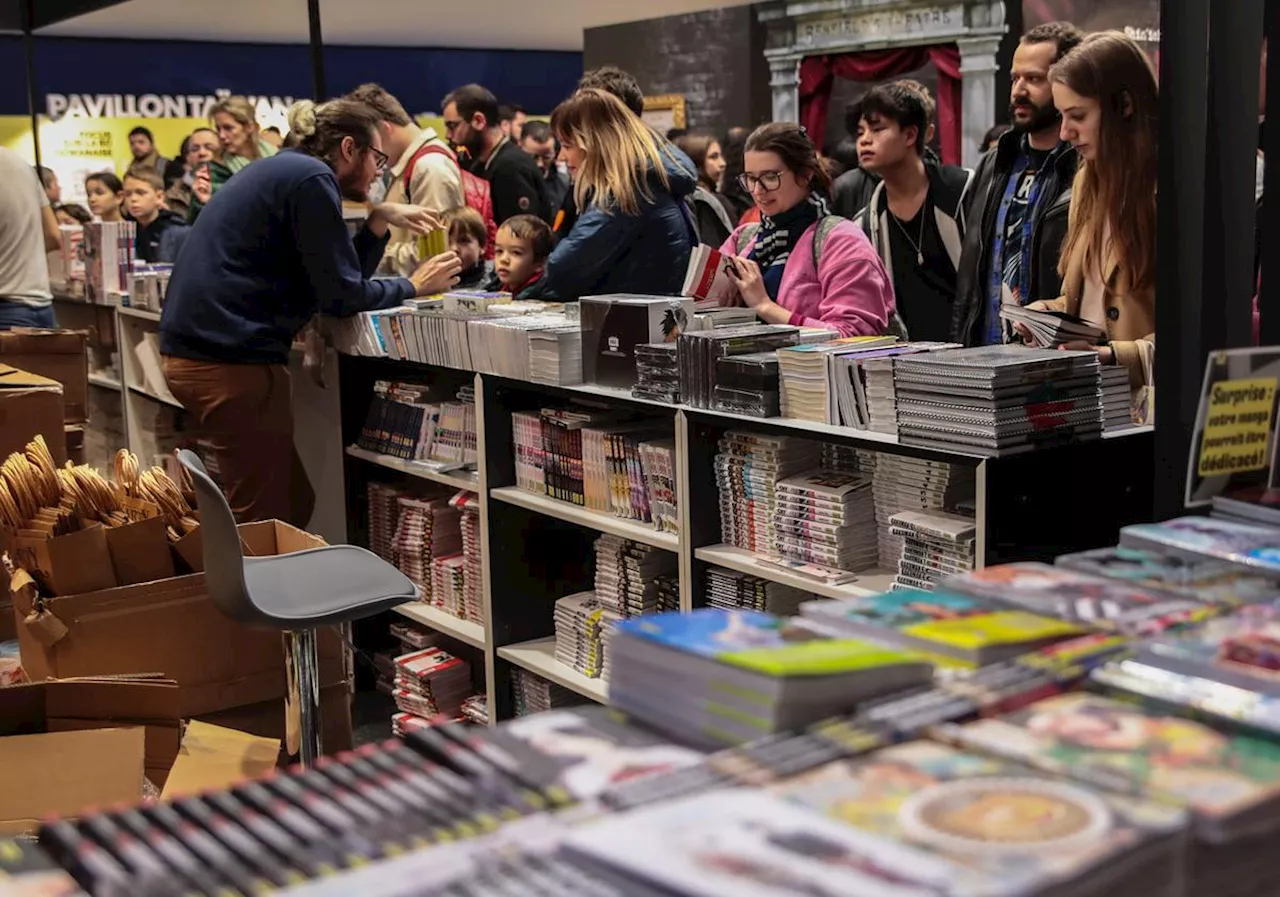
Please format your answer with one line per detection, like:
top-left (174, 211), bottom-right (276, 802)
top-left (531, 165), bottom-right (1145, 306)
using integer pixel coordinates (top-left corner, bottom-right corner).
top-left (749, 192), bottom-right (829, 300)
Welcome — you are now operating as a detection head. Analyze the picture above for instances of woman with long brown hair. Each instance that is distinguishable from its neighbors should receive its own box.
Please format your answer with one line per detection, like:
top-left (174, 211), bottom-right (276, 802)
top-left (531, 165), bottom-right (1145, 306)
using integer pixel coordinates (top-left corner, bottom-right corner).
top-left (520, 88), bottom-right (697, 298)
top-left (1025, 32), bottom-right (1158, 392)
top-left (675, 131), bottom-right (735, 245)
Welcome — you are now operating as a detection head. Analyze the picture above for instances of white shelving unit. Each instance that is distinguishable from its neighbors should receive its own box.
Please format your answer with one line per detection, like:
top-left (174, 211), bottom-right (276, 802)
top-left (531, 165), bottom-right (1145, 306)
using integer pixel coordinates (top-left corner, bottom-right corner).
top-left (489, 486), bottom-right (679, 552)
top-left (393, 603), bottom-right (485, 649)
top-left (345, 445), bottom-right (479, 492)
top-left (496, 639), bottom-right (609, 703)
top-left (694, 545), bottom-right (898, 600)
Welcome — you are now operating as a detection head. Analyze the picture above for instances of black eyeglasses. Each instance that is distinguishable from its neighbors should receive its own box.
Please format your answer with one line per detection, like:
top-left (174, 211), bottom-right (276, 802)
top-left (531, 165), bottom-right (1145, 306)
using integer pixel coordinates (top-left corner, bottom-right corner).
top-left (370, 147), bottom-right (389, 173)
top-left (737, 171), bottom-right (784, 192)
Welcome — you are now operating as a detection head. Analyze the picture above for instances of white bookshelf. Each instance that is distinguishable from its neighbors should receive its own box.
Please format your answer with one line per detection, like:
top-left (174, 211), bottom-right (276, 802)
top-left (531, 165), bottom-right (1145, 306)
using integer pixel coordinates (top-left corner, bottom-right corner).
top-left (694, 545), bottom-right (898, 600)
top-left (394, 603), bottom-right (485, 649)
top-left (345, 445), bottom-right (479, 492)
top-left (489, 486), bottom-right (679, 552)
top-left (497, 638), bottom-right (609, 703)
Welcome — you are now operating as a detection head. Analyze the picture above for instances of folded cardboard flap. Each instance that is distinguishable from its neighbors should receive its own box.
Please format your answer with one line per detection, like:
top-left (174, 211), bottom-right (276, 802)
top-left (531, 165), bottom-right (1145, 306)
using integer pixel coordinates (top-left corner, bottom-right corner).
top-left (160, 721), bottom-right (280, 801)
top-left (198, 683), bottom-right (352, 758)
top-left (105, 516), bottom-right (175, 586)
top-left (0, 329), bottom-right (89, 424)
top-left (0, 364), bottom-right (66, 465)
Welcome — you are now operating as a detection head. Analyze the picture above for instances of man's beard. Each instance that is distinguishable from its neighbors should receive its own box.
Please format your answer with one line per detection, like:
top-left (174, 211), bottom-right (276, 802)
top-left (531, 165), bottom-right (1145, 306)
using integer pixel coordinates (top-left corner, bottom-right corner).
top-left (1010, 99), bottom-right (1061, 135)
top-left (338, 169), bottom-right (369, 204)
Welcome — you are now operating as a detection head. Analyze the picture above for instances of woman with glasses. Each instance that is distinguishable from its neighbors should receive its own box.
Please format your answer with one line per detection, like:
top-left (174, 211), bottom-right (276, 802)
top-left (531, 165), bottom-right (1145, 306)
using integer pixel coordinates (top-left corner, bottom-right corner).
top-left (519, 88), bottom-right (697, 300)
top-left (186, 96), bottom-right (278, 222)
top-left (159, 97), bottom-right (462, 527)
top-left (718, 123), bottom-right (896, 338)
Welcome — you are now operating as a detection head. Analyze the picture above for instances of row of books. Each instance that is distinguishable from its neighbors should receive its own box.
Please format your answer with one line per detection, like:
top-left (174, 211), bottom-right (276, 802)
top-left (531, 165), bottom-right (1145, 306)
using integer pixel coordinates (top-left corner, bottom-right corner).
top-left (356, 381), bottom-right (477, 468)
top-left (511, 408), bottom-right (679, 532)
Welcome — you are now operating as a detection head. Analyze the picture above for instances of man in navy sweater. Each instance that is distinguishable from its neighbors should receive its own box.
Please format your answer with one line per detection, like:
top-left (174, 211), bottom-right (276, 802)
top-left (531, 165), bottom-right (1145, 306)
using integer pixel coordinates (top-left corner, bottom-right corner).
top-left (161, 97), bottom-right (461, 527)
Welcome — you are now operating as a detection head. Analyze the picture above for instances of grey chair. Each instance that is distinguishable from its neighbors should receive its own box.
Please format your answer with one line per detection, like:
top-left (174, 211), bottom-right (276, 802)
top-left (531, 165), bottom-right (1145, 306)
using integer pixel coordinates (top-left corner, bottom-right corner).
top-left (177, 449), bottom-right (418, 765)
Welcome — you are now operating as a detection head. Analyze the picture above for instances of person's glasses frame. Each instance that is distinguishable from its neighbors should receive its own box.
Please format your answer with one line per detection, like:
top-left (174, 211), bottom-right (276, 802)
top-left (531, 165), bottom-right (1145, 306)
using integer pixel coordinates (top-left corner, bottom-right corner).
top-left (369, 146), bottom-right (390, 173)
top-left (738, 170), bottom-right (784, 193)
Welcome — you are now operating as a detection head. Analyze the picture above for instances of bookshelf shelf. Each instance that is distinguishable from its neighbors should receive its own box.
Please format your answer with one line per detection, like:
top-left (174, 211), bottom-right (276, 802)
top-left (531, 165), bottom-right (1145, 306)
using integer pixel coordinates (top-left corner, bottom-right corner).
top-left (393, 603), bottom-right (486, 649)
top-left (127, 383), bottom-right (182, 410)
top-left (489, 486), bottom-right (679, 551)
top-left (496, 638), bottom-right (608, 703)
top-left (345, 445), bottom-right (479, 492)
top-left (694, 544), bottom-right (897, 601)
top-left (88, 372), bottom-right (122, 391)
top-left (117, 305), bottom-right (162, 323)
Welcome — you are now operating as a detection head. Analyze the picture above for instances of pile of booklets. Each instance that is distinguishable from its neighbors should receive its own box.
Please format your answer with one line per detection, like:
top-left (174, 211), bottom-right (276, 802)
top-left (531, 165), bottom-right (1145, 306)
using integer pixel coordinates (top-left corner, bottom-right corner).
top-left (800, 587), bottom-right (1084, 667)
top-left (862, 355), bottom-right (903, 434)
top-left (632, 342), bottom-right (680, 403)
top-left (580, 421), bottom-right (670, 524)
top-left (822, 441), bottom-right (861, 473)
top-left (460, 694), bottom-right (488, 726)
top-left (392, 646), bottom-right (472, 724)
top-left (705, 565), bottom-right (811, 614)
top-left (1100, 366), bottom-right (1134, 431)
top-left (639, 439), bottom-right (679, 534)
top-left (607, 608), bottom-right (933, 748)
top-left (366, 481), bottom-right (404, 562)
top-left (678, 325), bottom-right (800, 409)
top-left (594, 535), bottom-right (678, 618)
top-left (554, 591), bottom-right (621, 680)
top-left (1120, 515), bottom-right (1280, 576)
top-left (715, 431), bottom-right (821, 555)
top-left (713, 351), bottom-right (781, 417)
top-left (512, 410), bottom-right (546, 493)
top-left (430, 555), bottom-right (468, 620)
top-left (894, 346), bottom-right (1103, 455)
top-left (831, 341), bottom-right (963, 429)
top-left (999, 304), bottom-right (1107, 346)
top-left (889, 508), bottom-right (977, 590)
top-left (467, 312), bottom-right (580, 382)
top-left (776, 336), bottom-right (894, 423)
top-left (390, 493), bottom-right (461, 601)
top-left (773, 468), bottom-right (878, 572)
top-left (655, 573), bottom-right (680, 614)
top-left (528, 326), bottom-right (583, 386)
top-left (511, 667), bottom-right (588, 715)
top-left (857, 451), bottom-right (975, 569)
top-left (1056, 543), bottom-right (1280, 606)
top-left (452, 491), bottom-right (483, 623)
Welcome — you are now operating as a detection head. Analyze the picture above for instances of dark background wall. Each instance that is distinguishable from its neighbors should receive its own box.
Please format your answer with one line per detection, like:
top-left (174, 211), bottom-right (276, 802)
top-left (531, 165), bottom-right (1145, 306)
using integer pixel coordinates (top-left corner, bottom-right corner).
top-left (583, 5), bottom-right (771, 138)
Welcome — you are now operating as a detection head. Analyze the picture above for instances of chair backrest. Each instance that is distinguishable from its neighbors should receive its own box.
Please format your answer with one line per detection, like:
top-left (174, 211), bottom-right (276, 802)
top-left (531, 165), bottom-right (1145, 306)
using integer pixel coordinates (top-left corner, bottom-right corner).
top-left (176, 449), bottom-right (256, 625)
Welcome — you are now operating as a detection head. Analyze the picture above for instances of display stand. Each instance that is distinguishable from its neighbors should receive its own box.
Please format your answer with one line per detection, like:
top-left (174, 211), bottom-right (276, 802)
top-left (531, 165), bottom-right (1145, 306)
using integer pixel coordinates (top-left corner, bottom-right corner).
top-left (337, 352), bottom-right (1155, 724)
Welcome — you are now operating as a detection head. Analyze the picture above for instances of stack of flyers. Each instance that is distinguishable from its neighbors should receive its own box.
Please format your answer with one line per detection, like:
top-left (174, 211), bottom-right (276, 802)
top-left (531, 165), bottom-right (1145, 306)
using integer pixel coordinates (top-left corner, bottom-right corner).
top-left (654, 573), bottom-right (681, 614)
top-left (1056, 544), bottom-right (1280, 608)
top-left (705, 565), bottom-right (812, 615)
top-left (451, 490), bottom-right (484, 623)
top-left (431, 554), bottom-right (469, 621)
top-left (511, 668), bottom-right (590, 716)
top-left (771, 740), bottom-right (1188, 897)
top-left (460, 694), bottom-right (489, 726)
top-left (943, 562), bottom-right (1217, 636)
top-left (889, 509), bottom-right (977, 591)
top-left (632, 342), bottom-right (680, 404)
top-left (937, 691), bottom-right (1280, 896)
top-left (593, 535), bottom-right (678, 618)
top-left (715, 431), bottom-right (822, 554)
top-left (553, 591), bottom-right (622, 680)
top-left (393, 647), bottom-right (472, 719)
top-left (858, 451), bottom-right (976, 570)
top-left (1120, 516), bottom-right (1280, 577)
top-left (391, 494), bottom-right (462, 600)
top-left (773, 469), bottom-right (878, 572)
top-left (1091, 603), bottom-right (1280, 737)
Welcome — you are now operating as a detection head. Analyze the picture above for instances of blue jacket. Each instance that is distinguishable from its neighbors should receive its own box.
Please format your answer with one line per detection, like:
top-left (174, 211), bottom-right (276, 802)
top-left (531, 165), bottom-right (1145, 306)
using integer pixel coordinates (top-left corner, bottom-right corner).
top-left (160, 150), bottom-right (413, 364)
top-left (521, 147), bottom-right (697, 300)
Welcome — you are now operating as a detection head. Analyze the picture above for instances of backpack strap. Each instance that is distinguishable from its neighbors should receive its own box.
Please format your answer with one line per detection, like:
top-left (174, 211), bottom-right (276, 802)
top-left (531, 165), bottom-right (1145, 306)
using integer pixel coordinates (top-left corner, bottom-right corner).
top-left (734, 223), bottom-right (760, 255)
top-left (810, 215), bottom-right (843, 269)
top-left (403, 142), bottom-right (457, 201)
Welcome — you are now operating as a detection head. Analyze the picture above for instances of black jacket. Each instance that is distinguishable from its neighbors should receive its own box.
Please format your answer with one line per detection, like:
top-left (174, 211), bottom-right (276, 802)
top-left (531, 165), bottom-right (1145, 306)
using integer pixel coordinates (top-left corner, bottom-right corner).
top-left (952, 131), bottom-right (1077, 346)
top-left (831, 147), bottom-right (942, 220)
top-left (135, 208), bottom-right (190, 263)
top-left (479, 139), bottom-right (550, 225)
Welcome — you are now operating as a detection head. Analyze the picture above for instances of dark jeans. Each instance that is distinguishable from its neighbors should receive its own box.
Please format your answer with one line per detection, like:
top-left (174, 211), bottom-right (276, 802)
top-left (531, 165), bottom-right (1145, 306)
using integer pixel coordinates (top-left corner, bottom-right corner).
top-left (0, 302), bottom-right (56, 330)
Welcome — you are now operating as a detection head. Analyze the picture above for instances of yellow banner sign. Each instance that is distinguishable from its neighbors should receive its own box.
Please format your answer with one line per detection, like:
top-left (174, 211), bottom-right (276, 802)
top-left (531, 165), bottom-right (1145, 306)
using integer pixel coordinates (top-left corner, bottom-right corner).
top-left (1197, 377), bottom-right (1277, 477)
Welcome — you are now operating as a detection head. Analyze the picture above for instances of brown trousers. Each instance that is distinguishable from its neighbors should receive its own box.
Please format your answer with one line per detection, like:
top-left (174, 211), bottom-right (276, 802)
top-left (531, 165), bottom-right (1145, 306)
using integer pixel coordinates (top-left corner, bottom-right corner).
top-left (163, 356), bottom-right (315, 528)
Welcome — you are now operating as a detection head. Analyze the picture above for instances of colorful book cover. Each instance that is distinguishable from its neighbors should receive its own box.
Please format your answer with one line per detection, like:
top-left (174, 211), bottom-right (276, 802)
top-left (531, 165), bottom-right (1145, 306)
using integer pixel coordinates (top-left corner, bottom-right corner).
top-left (943, 692), bottom-right (1280, 821)
top-left (565, 788), bottom-right (976, 897)
top-left (1121, 516), bottom-right (1280, 574)
top-left (615, 609), bottom-right (927, 677)
top-left (1056, 545), bottom-right (1280, 607)
top-left (772, 740), bottom-right (1185, 894)
top-left (802, 589), bottom-right (993, 630)
top-left (904, 612), bottom-right (1085, 651)
top-left (945, 563), bottom-right (1214, 635)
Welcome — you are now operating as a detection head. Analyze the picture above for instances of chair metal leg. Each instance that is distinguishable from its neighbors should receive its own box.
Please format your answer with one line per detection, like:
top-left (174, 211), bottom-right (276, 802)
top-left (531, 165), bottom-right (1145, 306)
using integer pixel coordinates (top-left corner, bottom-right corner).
top-left (284, 629), bottom-right (322, 766)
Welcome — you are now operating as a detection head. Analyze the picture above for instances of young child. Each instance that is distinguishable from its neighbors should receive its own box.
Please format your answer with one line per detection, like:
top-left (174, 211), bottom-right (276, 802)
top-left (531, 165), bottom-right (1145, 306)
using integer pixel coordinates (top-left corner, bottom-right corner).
top-left (54, 203), bottom-right (92, 226)
top-left (123, 168), bottom-right (190, 263)
top-left (494, 214), bottom-right (553, 294)
top-left (84, 172), bottom-right (125, 222)
top-left (443, 206), bottom-right (495, 290)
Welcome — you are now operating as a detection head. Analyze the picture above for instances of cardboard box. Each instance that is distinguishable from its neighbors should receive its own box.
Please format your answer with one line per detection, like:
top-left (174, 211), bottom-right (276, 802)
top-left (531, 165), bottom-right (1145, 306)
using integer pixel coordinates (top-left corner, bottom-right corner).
top-left (579, 295), bottom-right (694, 388)
top-left (11, 521), bottom-right (350, 719)
top-left (0, 677), bottom-right (180, 834)
top-left (198, 683), bottom-right (352, 759)
top-left (0, 365), bottom-right (66, 465)
top-left (160, 721), bottom-right (280, 801)
top-left (0, 329), bottom-right (89, 424)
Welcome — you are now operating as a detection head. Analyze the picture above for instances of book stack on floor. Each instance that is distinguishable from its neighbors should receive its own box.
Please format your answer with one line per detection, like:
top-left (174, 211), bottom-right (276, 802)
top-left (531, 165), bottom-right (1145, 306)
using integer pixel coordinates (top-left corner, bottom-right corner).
top-left (632, 342), bottom-right (680, 403)
top-left (800, 589), bottom-right (1085, 669)
top-left (890, 508), bottom-right (978, 590)
top-left (715, 431), bottom-right (821, 555)
top-left (452, 491), bottom-right (483, 625)
top-left (713, 351), bottom-right (781, 417)
top-left (390, 493), bottom-right (462, 603)
top-left (857, 451), bottom-right (976, 570)
top-left (705, 566), bottom-right (811, 615)
top-left (894, 347), bottom-right (1103, 455)
top-left (678, 325), bottom-right (801, 409)
top-left (392, 646), bottom-right (473, 728)
top-left (357, 381), bottom-right (477, 469)
top-left (607, 608), bottom-right (934, 749)
top-left (510, 667), bottom-right (590, 716)
top-left (554, 591), bottom-right (622, 681)
top-left (1100, 366), bottom-right (1134, 432)
top-left (773, 468), bottom-right (878, 573)
top-left (594, 535), bottom-right (678, 619)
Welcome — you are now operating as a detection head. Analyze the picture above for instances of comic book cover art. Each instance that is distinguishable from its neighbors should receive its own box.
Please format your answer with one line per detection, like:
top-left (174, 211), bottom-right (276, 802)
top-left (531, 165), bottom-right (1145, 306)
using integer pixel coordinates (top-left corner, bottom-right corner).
top-left (1056, 546), bottom-right (1280, 607)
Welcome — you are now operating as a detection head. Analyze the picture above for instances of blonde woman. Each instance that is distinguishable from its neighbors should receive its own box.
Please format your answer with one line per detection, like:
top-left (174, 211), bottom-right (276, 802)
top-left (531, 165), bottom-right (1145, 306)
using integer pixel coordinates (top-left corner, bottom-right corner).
top-left (1021, 32), bottom-right (1158, 394)
top-left (188, 96), bottom-right (278, 220)
top-left (520, 88), bottom-right (697, 299)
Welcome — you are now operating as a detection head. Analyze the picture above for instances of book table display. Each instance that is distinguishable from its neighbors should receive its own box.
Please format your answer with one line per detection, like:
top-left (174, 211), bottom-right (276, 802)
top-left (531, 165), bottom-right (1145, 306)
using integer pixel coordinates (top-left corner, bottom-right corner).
top-left (336, 353), bottom-right (1154, 724)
